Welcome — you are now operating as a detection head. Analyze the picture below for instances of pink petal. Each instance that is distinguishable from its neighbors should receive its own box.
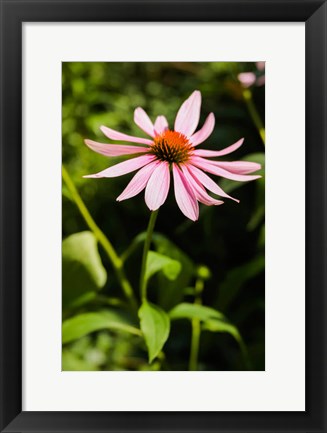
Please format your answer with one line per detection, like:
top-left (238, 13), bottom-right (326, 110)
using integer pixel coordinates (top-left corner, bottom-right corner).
top-left (154, 116), bottom-right (169, 135)
top-left (134, 107), bottom-right (155, 138)
top-left (213, 161), bottom-right (261, 174)
top-left (172, 164), bottom-right (199, 221)
top-left (117, 161), bottom-right (159, 201)
top-left (181, 166), bottom-right (224, 206)
top-left (84, 139), bottom-right (150, 157)
top-left (83, 154), bottom-right (156, 178)
top-left (174, 90), bottom-right (202, 137)
top-left (194, 138), bottom-right (244, 157)
top-left (145, 162), bottom-right (170, 210)
top-left (189, 113), bottom-right (215, 146)
top-left (238, 72), bottom-right (256, 88)
top-left (256, 62), bottom-right (265, 71)
top-left (187, 164), bottom-right (239, 203)
top-left (190, 156), bottom-right (261, 182)
top-left (100, 125), bottom-right (153, 145)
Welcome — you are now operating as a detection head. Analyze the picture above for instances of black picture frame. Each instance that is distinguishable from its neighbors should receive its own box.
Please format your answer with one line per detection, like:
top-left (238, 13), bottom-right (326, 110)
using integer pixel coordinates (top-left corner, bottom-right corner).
top-left (0, 0), bottom-right (326, 432)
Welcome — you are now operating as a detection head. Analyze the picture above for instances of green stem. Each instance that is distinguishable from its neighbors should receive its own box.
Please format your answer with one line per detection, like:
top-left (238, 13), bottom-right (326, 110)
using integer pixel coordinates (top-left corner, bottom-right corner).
top-left (139, 209), bottom-right (159, 301)
top-left (189, 319), bottom-right (201, 371)
top-left (62, 165), bottom-right (137, 310)
top-left (242, 89), bottom-right (265, 146)
top-left (189, 278), bottom-right (204, 371)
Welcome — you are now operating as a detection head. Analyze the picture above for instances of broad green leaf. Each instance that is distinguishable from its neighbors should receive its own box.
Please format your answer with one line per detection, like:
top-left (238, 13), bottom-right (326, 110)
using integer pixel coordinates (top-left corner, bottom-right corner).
top-left (145, 251), bottom-right (181, 283)
top-left (121, 234), bottom-right (193, 309)
top-left (169, 303), bottom-right (225, 322)
top-left (152, 234), bottom-right (195, 309)
top-left (169, 303), bottom-right (249, 367)
top-left (139, 302), bottom-right (170, 363)
top-left (62, 231), bottom-right (107, 309)
top-left (202, 319), bottom-right (250, 368)
top-left (216, 255), bottom-right (265, 310)
top-left (62, 311), bottom-right (141, 344)
top-left (67, 292), bottom-right (97, 309)
top-left (202, 319), bottom-right (242, 342)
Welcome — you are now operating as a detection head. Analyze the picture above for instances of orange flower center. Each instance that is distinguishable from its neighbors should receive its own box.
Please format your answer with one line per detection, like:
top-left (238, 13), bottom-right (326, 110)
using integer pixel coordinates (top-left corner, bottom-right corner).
top-left (150, 130), bottom-right (194, 164)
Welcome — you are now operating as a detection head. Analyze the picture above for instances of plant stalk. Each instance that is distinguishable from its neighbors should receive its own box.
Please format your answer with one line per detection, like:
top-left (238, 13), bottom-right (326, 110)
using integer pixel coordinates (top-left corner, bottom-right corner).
top-left (189, 278), bottom-right (204, 371)
top-left (139, 209), bottom-right (159, 301)
top-left (242, 89), bottom-right (265, 146)
top-left (62, 165), bottom-right (137, 310)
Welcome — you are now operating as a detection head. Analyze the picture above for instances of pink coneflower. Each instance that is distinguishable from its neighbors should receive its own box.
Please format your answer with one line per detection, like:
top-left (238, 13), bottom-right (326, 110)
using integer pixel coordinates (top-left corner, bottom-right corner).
top-left (84, 90), bottom-right (261, 221)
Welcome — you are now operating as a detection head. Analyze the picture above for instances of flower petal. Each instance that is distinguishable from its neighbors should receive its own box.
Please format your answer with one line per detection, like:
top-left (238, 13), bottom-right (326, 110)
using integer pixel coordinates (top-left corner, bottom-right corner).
top-left (189, 113), bottom-right (215, 146)
top-left (154, 115), bottom-right (169, 135)
top-left (117, 161), bottom-right (159, 201)
top-left (193, 138), bottom-right (244, 157)
top-left (187, 164), bottom-right (239, 203)
top-left (256, 62), bottom-right (265, 71)
top-left (100, 125), bottom-right (153, 145)
top-left (83, 154), bottom-right (156, 178)
top-left (213, 161), bottom-right (261, 174)
top-left (172, 164), bottom-right (199, 221)
top-left (145, 162), bottom-right (170, 211)
top-left (84, 139), bottom-right (150, 157)
top-left (190, 156), bottom-right (261, 182)
top-left (134, 107), bottom-right (155, 138)
top-left (174, 90), bottom-right (201, 137)
top-left (181, 166), bottom-right (224, 206)
top-left (238, 72), bottom-right (256, 88)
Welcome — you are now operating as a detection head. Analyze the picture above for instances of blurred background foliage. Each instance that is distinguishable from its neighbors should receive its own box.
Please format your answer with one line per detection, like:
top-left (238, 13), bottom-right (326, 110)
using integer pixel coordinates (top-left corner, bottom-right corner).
top-left (62, 62), bottom-right (265, 371)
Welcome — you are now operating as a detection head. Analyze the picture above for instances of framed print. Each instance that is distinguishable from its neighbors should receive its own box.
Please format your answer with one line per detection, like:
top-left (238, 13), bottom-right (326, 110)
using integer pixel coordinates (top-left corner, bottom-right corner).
top-left (0, 0), bottom-right (326, 432)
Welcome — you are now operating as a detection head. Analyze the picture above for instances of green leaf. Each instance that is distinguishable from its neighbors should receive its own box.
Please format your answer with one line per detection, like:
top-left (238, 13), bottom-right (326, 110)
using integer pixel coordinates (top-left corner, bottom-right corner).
top-left (202, 319), bottom-right (250, 369)
top-left (152, 234), bottom-right (195, 309)
top-left (138, 302), bottom-right (170, 363)
top-left (216, 255), bottom-right (265, 310)
top-left (68, 292), bottom-right (97, 309)
top-left (202, 318), bottom-right (241, 342)
top-left (145, 251), bottom-right (181, 283)
top-left (121, 234), bottom-right (192, 309)
top-left (169, 303), bottom-right (250, 367)
top-left (169, 303), bottom-right (225, 322)
top-left (62, 231), bottom-right (107, 309)
top-left (62, 311), bottom-right (142, 344)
